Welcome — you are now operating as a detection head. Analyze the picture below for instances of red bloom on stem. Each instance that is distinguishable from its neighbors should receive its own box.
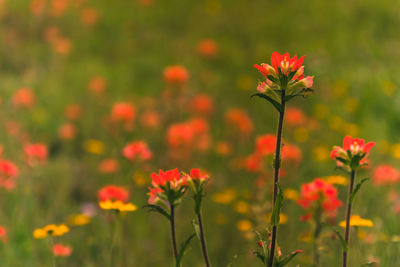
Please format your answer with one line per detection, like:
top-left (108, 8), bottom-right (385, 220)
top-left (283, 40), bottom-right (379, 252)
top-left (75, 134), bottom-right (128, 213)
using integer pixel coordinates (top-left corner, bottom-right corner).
top-left (0, 160), bottom-right (19, 190)
top-left (53, 243), bottom-right (72, 257)
top-left (270, 52), bottom-right (304, 75)
top-left (331, 136), bottom-right (375, 171)
top-left (0, 225), bottom-right (7, 243)
top-left (24, 143), bottom-right (48, 166)
top-left (148, 168), bottom-right (187, 204)
top-left (297, 178), bottom-right (342, 219)
top-left (98, 185), bottom-right (129, 202)
top-left (372, 165), bottom-right (400, 185)
top-left (122, 141), bottom-right (152, 161)
top-left (163, 65), bottom-right (189, 84)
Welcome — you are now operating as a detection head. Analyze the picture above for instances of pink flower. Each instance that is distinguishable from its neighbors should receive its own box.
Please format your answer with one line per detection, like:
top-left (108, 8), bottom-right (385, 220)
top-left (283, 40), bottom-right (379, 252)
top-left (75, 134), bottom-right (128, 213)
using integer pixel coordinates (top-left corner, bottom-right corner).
top-left (98, 185), bottom-right (129, 202)
top-left (24, 143), bottom-right (48, 166)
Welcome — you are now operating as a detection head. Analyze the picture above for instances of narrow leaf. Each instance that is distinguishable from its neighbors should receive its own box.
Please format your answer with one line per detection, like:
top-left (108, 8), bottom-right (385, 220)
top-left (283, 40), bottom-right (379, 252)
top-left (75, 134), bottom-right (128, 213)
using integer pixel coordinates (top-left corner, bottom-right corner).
top-left (251, 93), bottom-right (283, 113)
top-left (176, 233), bottom-right (196, 267)
top-left (254, 251), bottom-right (267, 264)
top-left (143, 204), bottom-right (171, 221)
top-left (271, 183), bottom-right (284, 226)
top-left (350, 178), bottom-right (369, 204)
top-left (276, 250), bottom-right (303, 266)
top-left (192, 219), bottom-right (201, 240)
top-left (321, 223), bottom-right (347, 252)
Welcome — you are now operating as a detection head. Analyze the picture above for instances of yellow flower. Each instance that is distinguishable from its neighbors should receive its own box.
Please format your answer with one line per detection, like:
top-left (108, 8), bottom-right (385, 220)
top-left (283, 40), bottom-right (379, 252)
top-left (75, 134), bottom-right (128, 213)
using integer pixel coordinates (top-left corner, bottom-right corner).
top-left (339, 215), bottom-right (373, 228)
top-left (391, 143), bottom-right (400, 159)
top-left (284, 188), bottom-right (299, 201)
top-left (236, 220), bottom-right (252, 232)
top-left (323, 175), bottom-right (348, 186)
top-left (234, 201), bottom-right (250, 214)
top-left (212, 188), bottom-right (237, 204)
top-left (312, 146), bottom-right (330, 162)
top-left (84, 139), bottom-right (104, 155)
top-left (99, 200), bottom-right (137, 212)
top-left (67, 214), bottom-right (91, 226)
top-left (265, 213), bottom-right (288, 225)
top-left (33, 224), bottom-right (69, 239)
top-left (133, 171), bottom-right (147, 187)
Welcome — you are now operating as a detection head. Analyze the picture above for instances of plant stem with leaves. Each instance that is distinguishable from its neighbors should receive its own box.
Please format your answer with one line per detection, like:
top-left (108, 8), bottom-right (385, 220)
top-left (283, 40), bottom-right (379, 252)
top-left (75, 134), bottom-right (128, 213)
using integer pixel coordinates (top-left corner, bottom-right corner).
top-left (268, 90), bottom-right (286, 267)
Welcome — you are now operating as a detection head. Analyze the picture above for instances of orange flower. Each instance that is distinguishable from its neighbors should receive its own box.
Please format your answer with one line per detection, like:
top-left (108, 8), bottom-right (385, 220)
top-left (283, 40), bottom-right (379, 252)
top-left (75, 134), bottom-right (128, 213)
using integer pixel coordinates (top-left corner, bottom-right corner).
top-left (53, 243), bottom-right (72, 257)
top-left (197, 39), bottom-right (218, 57)
top-left (111, 102), bottom-right (136, 124)
top-left (81, 8), bottom-right (99, 26)
top-left (12, 88), bottom-right (35, 109)
top-left (98, 185), bottom-right (129, 202)
top-left (163, 65), bottom-right (189, 85)
top-left (88, 76), bottom-right (107, 94)
top-left (0, 225), bottom-right (7, 243)
top-left (98, 158), bottom-right (119, 174)
top-left (64, 104), bottom-right (82, 120)
top-left (225, 108), bottom-right (253, 136)
top-left (58, 123), bottom-right (77, 140)
top-left (24, 143), bottom-right (48, 166)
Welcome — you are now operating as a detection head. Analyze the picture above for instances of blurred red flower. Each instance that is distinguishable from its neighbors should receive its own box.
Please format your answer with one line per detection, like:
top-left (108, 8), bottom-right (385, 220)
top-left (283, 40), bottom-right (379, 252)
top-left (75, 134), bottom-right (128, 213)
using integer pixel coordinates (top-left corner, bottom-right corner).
top-left (12, 88), bottom-right (35, 109)
top-left (197, 39), bottom-right (218, 57)
top-left (225, 108), bottom-right (254, 136)
top-left (111, 102), bottom-right (136, 124)
top-left (122, 141), bottom-right (152, 161)
top-left (98, 185), bottom-right (129, 202)
top-left (286, 107), bottom-right (306, 126)
top-left (372, 165), bottom-right (400, 185)
top-left (0, 159), bottom-right (19, 190)
top-left (0, 225), bottom-right (7, 243)
top-left (53, 243), bottom-right (72, 257)
top-left (163, 65), bottom-right (189, 85)
top-left (190, 94), bottom-right (214, 116)
top-left (98, 158), bottom-right (119, 174)
top-left (24, 143), bottom-right (48, 166)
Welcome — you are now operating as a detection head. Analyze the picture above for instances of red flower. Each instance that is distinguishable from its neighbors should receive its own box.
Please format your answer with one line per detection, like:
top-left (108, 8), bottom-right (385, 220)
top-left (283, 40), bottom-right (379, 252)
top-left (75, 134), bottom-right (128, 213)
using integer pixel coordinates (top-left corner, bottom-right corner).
top-left (58, 123), bottom-right (77, 140)
top-left (0, 160), bottom-right (19, 190)
top-left (297, 178), bottom-right (342, 217)
top-left (98, 185), bottom-right (129, 202)
top-left (190, 94), bottom-right (214, 116)
top-left (197, 39), bottom-right (218, 57)
top-left (163, 65), bottom-right (189, 84)
top-left (148, 168), bottom-right (187, 204)
top-left (53, 243), bottom-right (72, 257)
top-left (188, 168), bottom-right (209, 182)
top-left (255, 134), bottom-right (276, 156)
top-left (372, 165), bottom-right (400, 185)
top-left (88, 76), bottom-right (107, 94)
top-left (0, 225), bottom-right (7, 243)
top-left (122, 141), bottom-right (152, 161)
top-left (111, 102), bottom-right (136, 124)
top-left (98, 158), bottom-right (119, 174)
top-left (286, 107), bottom-right (306, 126)
top-left (64, 104), bottom-right (82, 120)
top-left (24, 143), bottom-right (48, 166)
top-left (225, 108), bottom-right (254, 136)
top-left (12, 88), bottom-right (35, 109)
top-left (331, 136), bottom-right (375, 171)
top-left (270, 52), bottom-right (304, 75)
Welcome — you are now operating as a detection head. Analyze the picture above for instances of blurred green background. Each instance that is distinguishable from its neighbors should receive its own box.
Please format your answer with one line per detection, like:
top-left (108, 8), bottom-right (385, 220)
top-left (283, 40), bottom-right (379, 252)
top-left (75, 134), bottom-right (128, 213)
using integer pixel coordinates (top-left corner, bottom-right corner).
top-left (0, 0), bottom-right (400, 266)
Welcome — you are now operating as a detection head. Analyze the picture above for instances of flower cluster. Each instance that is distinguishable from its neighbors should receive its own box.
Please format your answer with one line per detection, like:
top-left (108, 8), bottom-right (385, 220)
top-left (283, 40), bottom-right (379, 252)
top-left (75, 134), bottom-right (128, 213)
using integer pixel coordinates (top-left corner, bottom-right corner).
top-left (254, 52), bottom-right (313, 97)
top-left (122, 141), bottom-right (153, 161)
top-left (33, 224), bottom-right (70, 239)
top-left (297, 178), bottom-right (342, 220)
top-left (330, 136), bottom-right (375, 172)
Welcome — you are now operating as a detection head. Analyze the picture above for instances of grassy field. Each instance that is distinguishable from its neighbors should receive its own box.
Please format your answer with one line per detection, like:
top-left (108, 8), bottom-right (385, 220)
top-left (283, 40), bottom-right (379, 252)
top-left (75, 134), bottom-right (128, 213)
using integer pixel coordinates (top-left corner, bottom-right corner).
top-left (0, 0), bottom-right (400, 266)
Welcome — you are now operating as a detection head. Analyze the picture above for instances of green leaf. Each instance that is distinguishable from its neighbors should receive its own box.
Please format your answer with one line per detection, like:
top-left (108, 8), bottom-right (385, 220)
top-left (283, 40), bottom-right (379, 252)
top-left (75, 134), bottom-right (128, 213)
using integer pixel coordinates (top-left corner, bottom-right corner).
top-left (176, 233), bottom-right (196, 267)
top-left (321, 223), bottom-right (347, 252)
top-left (267, 75), bottom-right (279, 84)
top-left (276, 250), bottom-right (303, 266)
top-left (192, 219), bottom-right (201, 240)
top-left (271, 183), bottom-right (284, 226)
top-left (254, 251), bottom-right (267, 265)
top-left (251, 93), bottom-right (283, 113)
top-left (350, 178), bottom-right (369, 204)
top-left (143, 204), bottom-right (171, 221)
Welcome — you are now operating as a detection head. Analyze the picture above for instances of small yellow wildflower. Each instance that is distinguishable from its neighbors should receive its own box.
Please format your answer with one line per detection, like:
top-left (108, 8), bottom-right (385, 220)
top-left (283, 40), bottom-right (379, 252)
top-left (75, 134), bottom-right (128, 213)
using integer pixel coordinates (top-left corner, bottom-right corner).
top-left (84, 139), bottom-right (104, 155)
top-left (33, 224), bottom-right (69, 239)
top-left (67, 214), bottom-right (91, 226)
top-left (133, 171), bottom-right (147, 187)
top-left (284, 188), bottom-right (299, 201)
top-left (99, 200), bottom-right (137, 212)
top-left (391, 143), bottom-right (400, 159)
top-left (339, 215), bottom-right (373, 228)
top-left (234, 201), bottom-right (250, 214)
top-left (236, 220), bottom-right (252, 232)
top-left (212, 188), bottom-right (237, 204)
top-left (323, 175), bottom-right (348, 186)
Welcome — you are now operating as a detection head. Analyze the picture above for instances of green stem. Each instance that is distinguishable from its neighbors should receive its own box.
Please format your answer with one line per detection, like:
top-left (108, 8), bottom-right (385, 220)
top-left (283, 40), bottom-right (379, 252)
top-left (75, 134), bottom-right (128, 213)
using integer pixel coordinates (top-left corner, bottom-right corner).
top-left (49, 236), bottom-right (56, 267)
top-left (196, 211), bottom-right (211, 267)
top-left (170, 204), bottom-right (178, 263)
top-left (268, 90), bottom-right (286, 267)
top-left (313, 205), bottom-right (322, 267)
top-left (342, 170), bottom-right (356, 267)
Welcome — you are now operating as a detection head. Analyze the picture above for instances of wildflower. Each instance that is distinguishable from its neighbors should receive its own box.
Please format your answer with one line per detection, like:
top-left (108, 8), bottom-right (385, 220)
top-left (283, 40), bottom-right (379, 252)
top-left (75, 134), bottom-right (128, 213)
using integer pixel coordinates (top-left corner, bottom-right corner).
top-left (163, 65), bottom-right (189, 85)
top-left (323, 175), bottom-right (349, 186)
top-left (58, 123), bottom-right (77, 140)
top-left (67, 214), bottom-right (91, 226)
top-left (99, 200), bottom-right (137, 212)
top-left (111, 102), bottom-right (136, 124)
top-left (372, 165), bottom-right (400, 185)
top-left (197, 39), bottom-right (218, 57)
top-left (147, 168), bottom-right (188, 205)
top-left (339, 215), bottom-right (373, 228)
top-left (225, 108), bottom-right (254, 136)
top-left (84, 139), bottom-right (104, 155)
top-left (297, 178), bottom-right (342, 218)
top-left (212, 188), bottom-right (237, 204)
top-left (24, 143), bottom-right (48, 166)
top-left (53, 243), bottom-right (72, 257)
top-left (88, 76), bottom-right (107, 94)
top-left (286, 107), bottom-right (307, 126)
top-left (122, 141), bottom-right (152, 161)
top-left (190, 94), bottom-right (214, 116)
top-left (331, 136), bottom-right (375, 171)
top-left (81, 8), bottom-right (99, 26)
top-left (12, 88), bottom-right (35, 109)
top-left (33, 224), bottom-right (69, 239)
top-left (140, 110), bottom-right (161, 129)
top-left (234, 201), bottom-right (250, 214)
top-left (64, 104), bottom-right (82, 120)
top-left (98, 185), bottom-right (129, 202)
top-left (0, 159), bottom-right (19, 190)
top-left (0, 225), bottom-right (7, 243)
top-left (98, 158), bottom-right (119, 174)
top-left (237, 220), bottom-right (253, 232)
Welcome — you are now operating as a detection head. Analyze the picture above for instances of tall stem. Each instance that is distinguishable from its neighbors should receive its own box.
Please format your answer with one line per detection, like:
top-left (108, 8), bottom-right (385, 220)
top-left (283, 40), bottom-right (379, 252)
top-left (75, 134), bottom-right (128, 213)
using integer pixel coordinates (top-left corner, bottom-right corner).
top-left (170, 204), bottom-right (178, 262)
top-left (197, 212), bottom-right (211, 267)
top-left (313, 205), bottom-right (322, 267)
top-left (268, 90), bottom-right (286, 267)
top-left (342, 170), bottom-right (356, 267)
